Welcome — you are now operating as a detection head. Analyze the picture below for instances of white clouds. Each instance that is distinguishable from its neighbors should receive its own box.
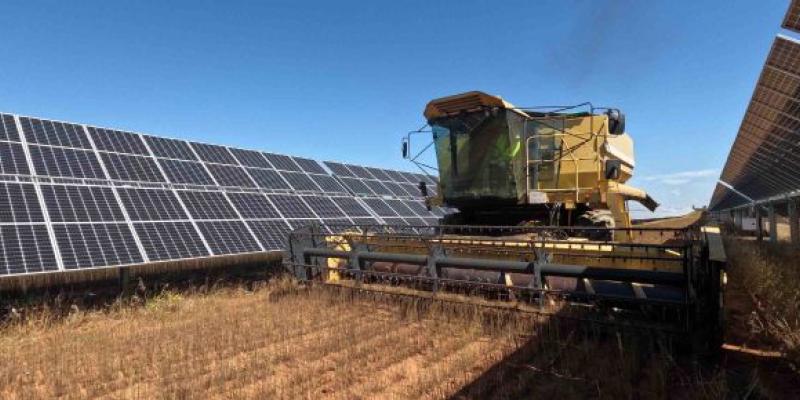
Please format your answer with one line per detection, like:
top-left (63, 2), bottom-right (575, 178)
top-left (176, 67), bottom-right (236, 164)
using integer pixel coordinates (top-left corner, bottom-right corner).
top-left (628, 168), bottom-right (718, 217)
top-left (640, 169), bottom-right (718, 186)
top-left (637, 205), bottom-right (695, 218)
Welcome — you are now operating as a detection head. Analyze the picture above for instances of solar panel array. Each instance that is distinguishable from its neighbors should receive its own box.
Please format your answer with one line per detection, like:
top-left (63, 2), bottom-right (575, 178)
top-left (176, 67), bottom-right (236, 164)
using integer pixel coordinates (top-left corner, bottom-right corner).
top-left (323, 160), bottom-right (437, 198)
top-left (783, 0), bottom-right (800, 33)
top-left (0, 113), bottom-right (448, 277)
top-left (710, 34), bottom-right (800, 210)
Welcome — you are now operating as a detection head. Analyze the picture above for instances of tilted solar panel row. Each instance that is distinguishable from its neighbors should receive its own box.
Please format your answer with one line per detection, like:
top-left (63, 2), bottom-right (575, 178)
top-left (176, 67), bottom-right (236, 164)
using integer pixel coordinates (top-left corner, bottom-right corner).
top-left (0, 115), bottom-right (341, 196)
top-left (0, 112), bottom-right (446, 277)
top-left (710, 34), bottom-right (800, 210)
top-left (0, 182), bottom-right (402, 274)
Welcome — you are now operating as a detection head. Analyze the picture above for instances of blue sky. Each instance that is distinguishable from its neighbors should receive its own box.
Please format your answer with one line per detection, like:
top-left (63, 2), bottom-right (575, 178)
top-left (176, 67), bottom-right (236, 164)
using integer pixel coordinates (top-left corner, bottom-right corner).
top-left (0, 1), bottom-right (790, 216)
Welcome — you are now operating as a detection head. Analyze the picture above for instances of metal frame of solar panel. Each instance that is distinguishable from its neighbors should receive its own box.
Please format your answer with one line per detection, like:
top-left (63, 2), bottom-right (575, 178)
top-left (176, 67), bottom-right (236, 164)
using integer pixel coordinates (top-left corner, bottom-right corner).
top-left (0, 112), bottom-right (408, 279)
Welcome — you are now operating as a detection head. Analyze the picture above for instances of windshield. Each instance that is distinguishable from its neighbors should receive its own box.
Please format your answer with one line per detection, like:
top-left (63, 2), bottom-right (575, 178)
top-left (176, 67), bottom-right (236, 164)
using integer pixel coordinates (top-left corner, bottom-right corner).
top-left (431, 110), bottom-right (519, 204)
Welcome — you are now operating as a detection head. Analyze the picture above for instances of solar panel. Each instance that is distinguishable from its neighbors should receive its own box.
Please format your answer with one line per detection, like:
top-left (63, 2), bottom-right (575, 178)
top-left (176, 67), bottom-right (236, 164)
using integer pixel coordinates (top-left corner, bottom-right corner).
top-left (287, 219), bottom-right (323, 230)
top-left (415, 173), bottom-right (435, 185)
top-left (0, 114), bottom-right (21, 142)
top-left (322, 161), bottom-right (435, 201)
top-left (247, 168), bottom-right (291, 190)
top-left (206, 164), bottom-right (256, 187)
top-left (399, 182), bottom-right (421, 197)
top-left (351, 217), bottom-right (380, 226)
top-left (323, 161), bottom-right (356, 177)
top-left (0, 111), bottom-right (443, 278)
top-left (268, 194), bottom-right (316, 218)
top-left (323, 219), bottom-right (354, 233)
top-left (346, 165), bottom-right (375, 179)
top-left (422, 217), bottom-right (439, 226)
top-left (302, 196), bottom-right (345, 218)
top-left (364, 167), bottom-right (392, 181)
top-left (19, 117), bottom-right (91, 149)
top-left (362, 180), bottom-right (393, 196)
top-left (383, 199), bottom-right (417, 217)
top-left (134, 222), bottom-right (209, 261)
top-left (381, 181), bottom-right (409, 197)
top-left (382, 217), bottom-right (408, 226)
top-left (361, 198), bottom-right (397, 217)
top-left (87, 127), bottom-right (149, 155)
top-left (783, 0), bottom-right (800, 33)
top-left (0, 142), bottom-right (32, 175)
top-left (143, 136), bottom-right (198, 161)
top-left (0, 225), bottom-right (58, 275)
top-left (117, 188), bottom-right (188, 221)
top-left (0, 183), bottom-right (45, 223)
top-left (158, 159), bottom-right (215, 185)
top-left (280, 171), bottom-right (320, 191)
top-left (178, 191), bottom-right (239, 220)
top-left (229, 148), bottom-right (272, 169)
top-left (401, 200), bottom-right (435, 217)
top-left (338, 177), bottom-right (374, 196)
top-left (100, 153), bottom-right (166, 182)
top-left (403, 217), bottom-right (426, 226)
top-left (29, 145), bottom-right (106, 179)
top-left (53, 223), bottom-right (143, 269)
top-left (226, 192), bottom-right (281, 219)
top-left (41, 185), bottom-right (125, 222)
top-left (331, 196), bottom-right (372, 217)
top-left (399, 171), bottom-right (420, 184)
top-left (382, 169), bottom-right (406, 182)
top-left (309, 174), bottom-right (347, 193)
top-left (191, 142), bottom-right (237, 165)
top-left (711, 35), bottom-right (800, 209)
top-left (196, 221), bottom-right (261, 255)
top-left (247, 220), bottom-right (291, 250)
top-left (263, 153), bottom-right (301, 171)
top-left (292, 157), bottom-right (326, 174)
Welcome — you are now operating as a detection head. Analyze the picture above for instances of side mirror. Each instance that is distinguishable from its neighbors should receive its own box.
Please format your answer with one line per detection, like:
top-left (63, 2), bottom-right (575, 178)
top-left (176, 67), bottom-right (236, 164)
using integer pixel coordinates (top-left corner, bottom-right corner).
top-left (605, 160), bottom-right (621, 180)
top-left (607, 109), bottom-right (626, 135)
top-left (401, 139), bottom-right (409, 159)
top-left (418, 181), bottom-right (428, 197)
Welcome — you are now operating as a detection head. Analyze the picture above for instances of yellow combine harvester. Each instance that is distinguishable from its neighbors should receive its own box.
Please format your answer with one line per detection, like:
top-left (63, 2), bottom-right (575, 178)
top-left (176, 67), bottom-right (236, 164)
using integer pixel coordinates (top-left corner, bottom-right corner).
top-left (285, 92), bottom-right (725, 348)
top-left (417, 91), bottom-right (657, 240)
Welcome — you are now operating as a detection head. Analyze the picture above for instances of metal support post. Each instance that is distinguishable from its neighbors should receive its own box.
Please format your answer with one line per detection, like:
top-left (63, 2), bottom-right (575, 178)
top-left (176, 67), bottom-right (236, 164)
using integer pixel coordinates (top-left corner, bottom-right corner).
top-left (769, 203), bottom-right (778, 243)
top-left (756, 206), bottom-right (764, 241)
top-left (118, 267), bottom-right (131, 295)
top-left (789, 198), bottom-right (800, 247)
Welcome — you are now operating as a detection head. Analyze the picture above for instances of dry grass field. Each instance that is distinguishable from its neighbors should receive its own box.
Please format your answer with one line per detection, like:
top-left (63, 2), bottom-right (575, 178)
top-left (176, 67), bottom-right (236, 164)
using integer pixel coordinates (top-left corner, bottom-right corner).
top-left (724, 237), bottom-right (800, 368)
top-left (2, 230), bottom-right (800, 400)
top-left (0, 280), bottom-right (521, 399)
top-left (0, 275), bottom-right (741, 400)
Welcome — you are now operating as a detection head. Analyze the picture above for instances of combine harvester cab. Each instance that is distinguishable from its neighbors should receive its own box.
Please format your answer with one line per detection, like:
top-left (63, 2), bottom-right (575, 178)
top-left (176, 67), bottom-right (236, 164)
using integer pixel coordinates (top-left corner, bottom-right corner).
top-left (285, 221), bottom-right (726, 351)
